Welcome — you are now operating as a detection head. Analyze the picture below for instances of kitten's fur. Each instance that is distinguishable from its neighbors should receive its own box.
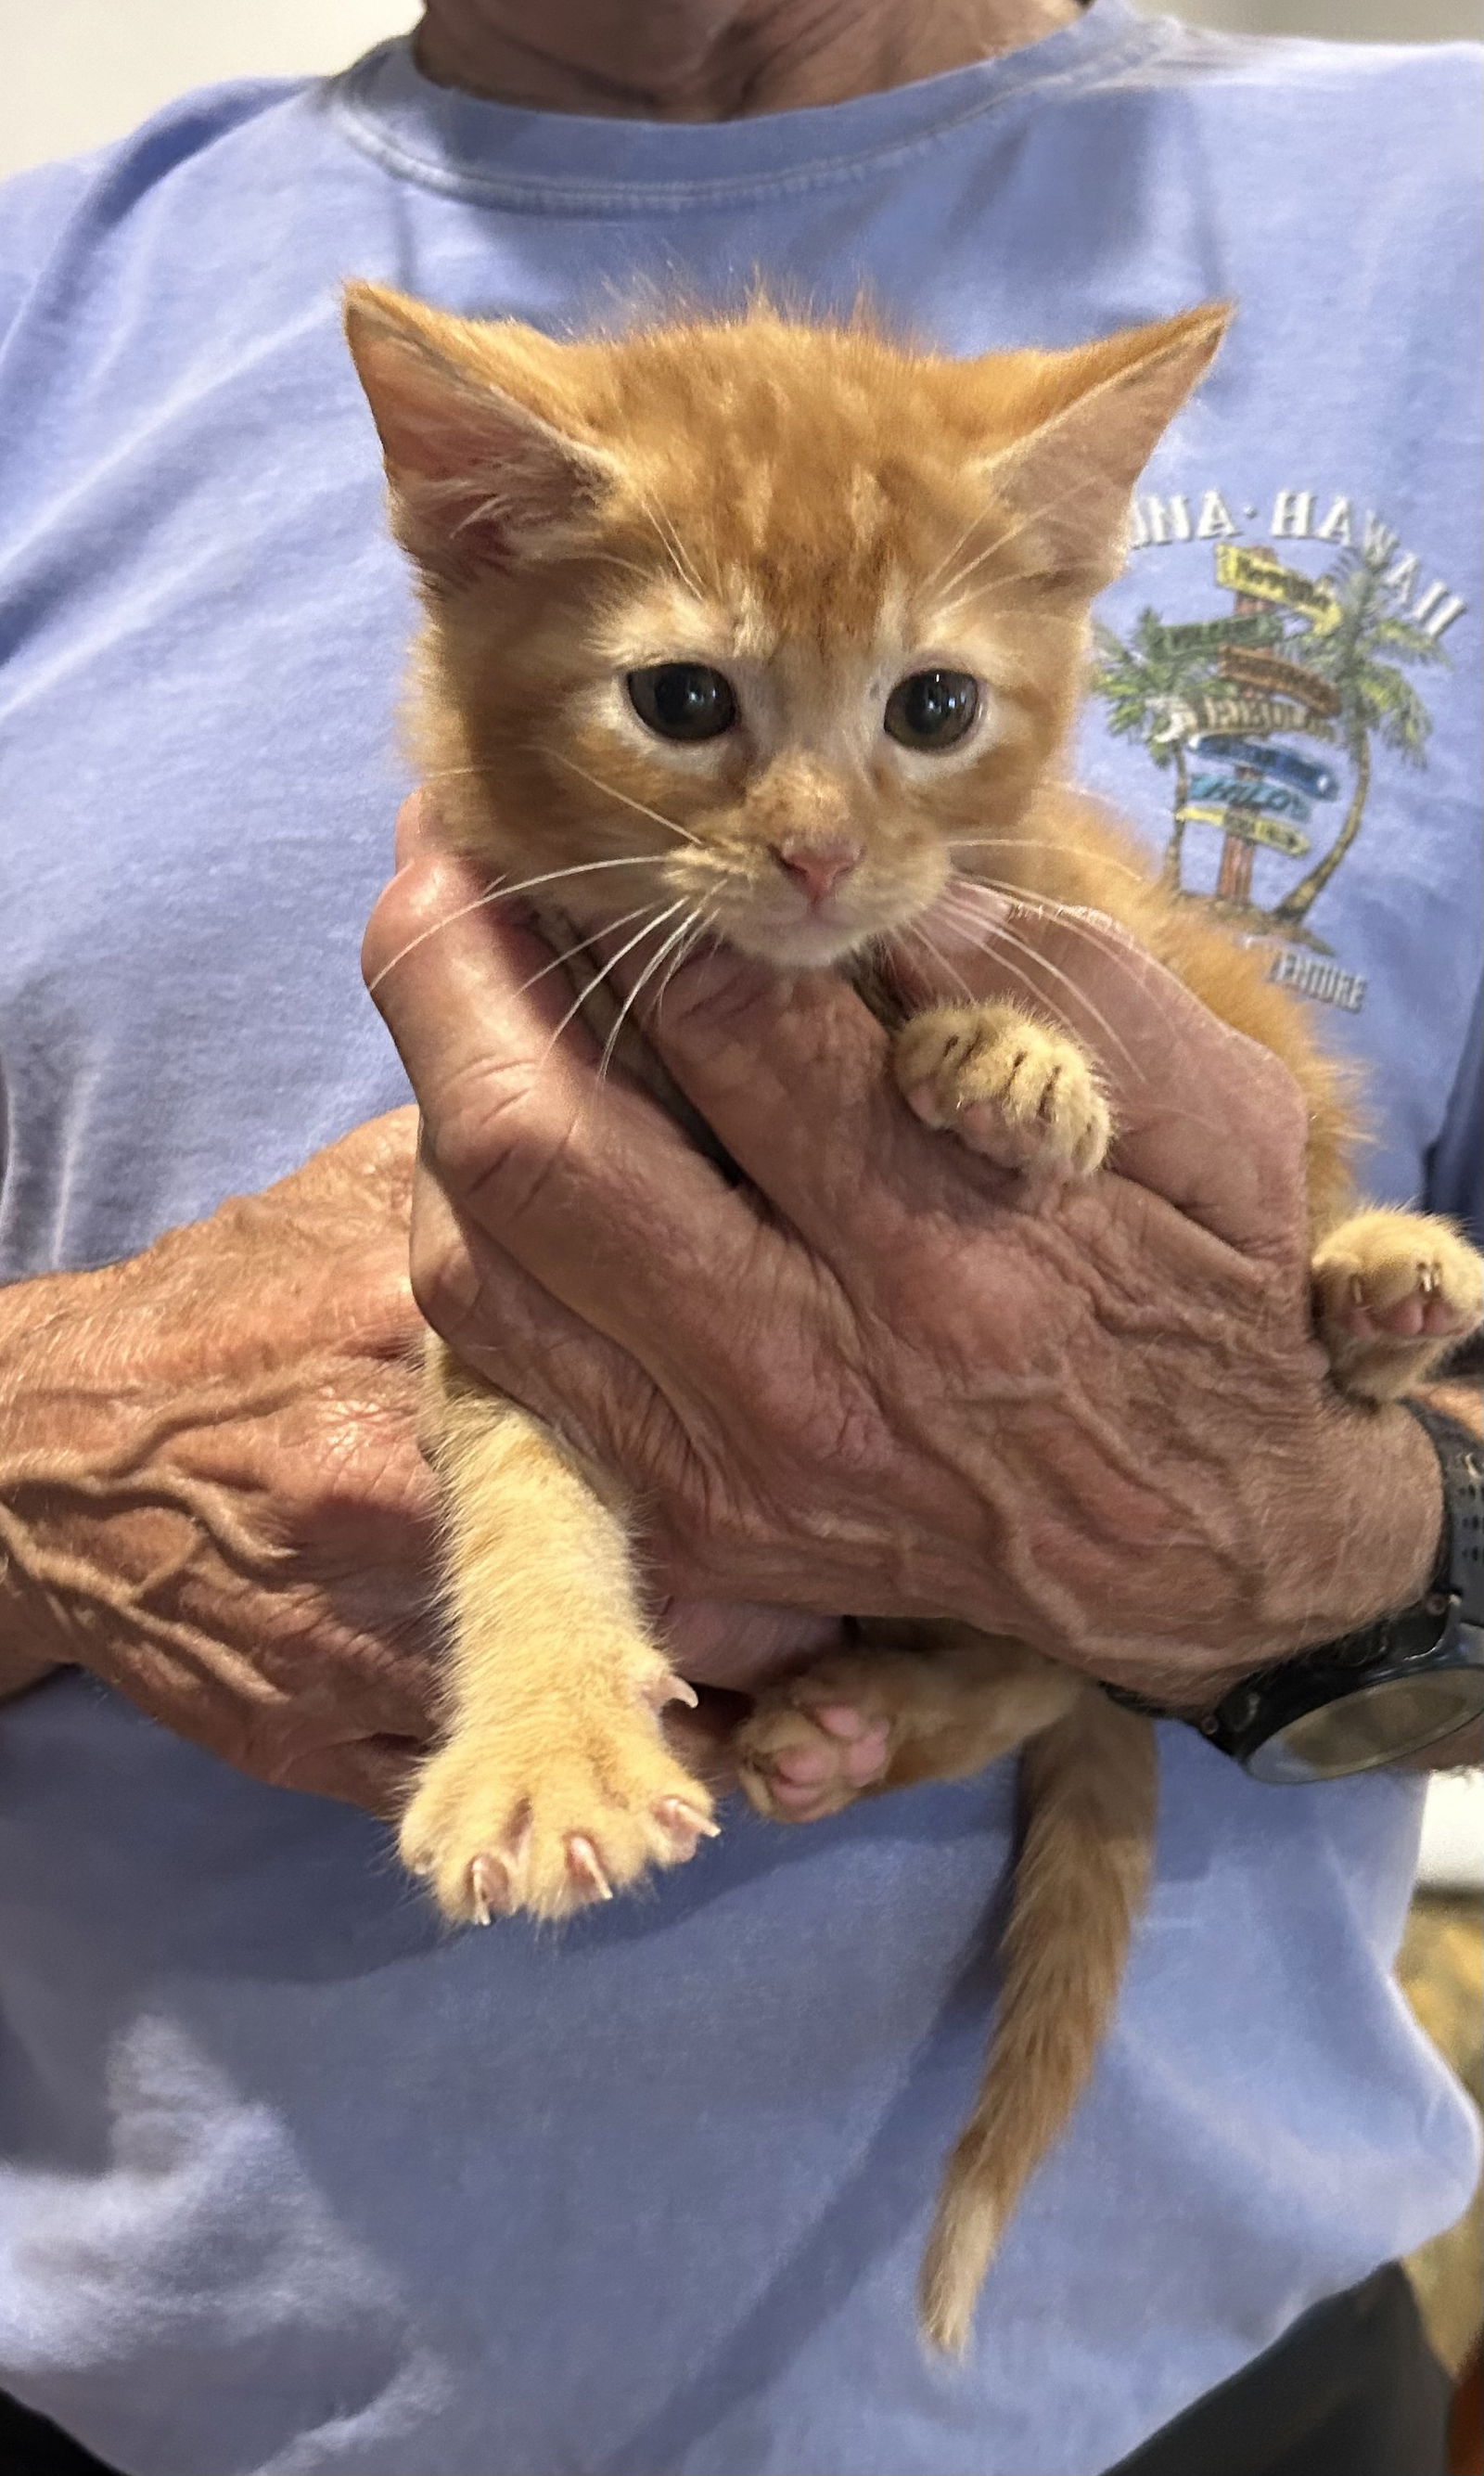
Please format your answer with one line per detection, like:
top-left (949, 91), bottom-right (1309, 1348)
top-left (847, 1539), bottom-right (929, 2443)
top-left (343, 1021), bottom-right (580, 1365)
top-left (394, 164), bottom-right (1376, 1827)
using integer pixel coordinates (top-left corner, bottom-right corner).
top-left (346, 289), bottom-right (1484, 2351)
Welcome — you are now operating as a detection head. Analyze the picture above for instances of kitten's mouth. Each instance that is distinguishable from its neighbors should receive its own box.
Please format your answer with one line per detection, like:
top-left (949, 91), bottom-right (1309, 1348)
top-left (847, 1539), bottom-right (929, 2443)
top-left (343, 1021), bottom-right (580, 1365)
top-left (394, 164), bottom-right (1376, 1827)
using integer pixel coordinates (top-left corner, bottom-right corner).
top-left (727, 916), bottom-right (870, 969)
top-left (710, 889), bottom-right (915, 973)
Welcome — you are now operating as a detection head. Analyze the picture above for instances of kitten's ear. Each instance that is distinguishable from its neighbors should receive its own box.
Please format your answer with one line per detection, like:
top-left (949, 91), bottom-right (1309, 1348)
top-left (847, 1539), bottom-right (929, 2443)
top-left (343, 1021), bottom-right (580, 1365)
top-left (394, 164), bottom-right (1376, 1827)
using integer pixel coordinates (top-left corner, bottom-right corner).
top-left (344, 282), bottom-right (616, 582)
top-left (978, 304), bottom-right (1231, 595)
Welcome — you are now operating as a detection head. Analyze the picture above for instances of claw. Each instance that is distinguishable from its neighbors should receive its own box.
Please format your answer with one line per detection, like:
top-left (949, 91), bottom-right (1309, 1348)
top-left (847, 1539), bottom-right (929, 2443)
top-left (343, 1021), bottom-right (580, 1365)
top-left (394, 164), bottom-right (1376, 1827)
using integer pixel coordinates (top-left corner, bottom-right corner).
top-left (468, 1854), bottom-right (511, 1926)
top-left (656, 1795), bottom-right (720, 1848)
top-left (1418, 1263), bottom-right (1439, 1295)
top-left (566, 1835), bottom-right (614, 1902)
top-left (646, 1672), bottom-right (698, 1713)
top-left (1350, 1274), bottom-right (1368, 1305)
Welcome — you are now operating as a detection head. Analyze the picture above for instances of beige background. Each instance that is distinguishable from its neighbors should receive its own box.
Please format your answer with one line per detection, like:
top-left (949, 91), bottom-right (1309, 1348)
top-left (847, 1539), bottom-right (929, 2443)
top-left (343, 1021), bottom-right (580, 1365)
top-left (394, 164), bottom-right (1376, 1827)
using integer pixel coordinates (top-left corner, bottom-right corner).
top-left (2, 0), bottom-right (1478, 182)
top-left (2, 0), bottom-right (417, 180)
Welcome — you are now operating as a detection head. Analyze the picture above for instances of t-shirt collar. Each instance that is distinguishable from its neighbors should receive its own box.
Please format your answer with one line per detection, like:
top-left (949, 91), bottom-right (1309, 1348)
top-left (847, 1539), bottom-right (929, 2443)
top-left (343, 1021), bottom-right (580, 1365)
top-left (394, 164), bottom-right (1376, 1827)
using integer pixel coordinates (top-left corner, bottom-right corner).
top-left (327, 0), bottom-right (1157, 214)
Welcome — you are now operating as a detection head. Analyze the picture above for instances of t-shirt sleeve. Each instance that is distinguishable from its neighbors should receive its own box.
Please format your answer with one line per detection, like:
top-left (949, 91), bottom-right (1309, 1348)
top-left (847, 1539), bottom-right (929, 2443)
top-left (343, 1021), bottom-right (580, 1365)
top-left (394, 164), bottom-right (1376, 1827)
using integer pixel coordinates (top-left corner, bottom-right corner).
top-left (0, 154), bottom-right (103, 347)
top-left (1424, 979), bottom-right (1484, 1243)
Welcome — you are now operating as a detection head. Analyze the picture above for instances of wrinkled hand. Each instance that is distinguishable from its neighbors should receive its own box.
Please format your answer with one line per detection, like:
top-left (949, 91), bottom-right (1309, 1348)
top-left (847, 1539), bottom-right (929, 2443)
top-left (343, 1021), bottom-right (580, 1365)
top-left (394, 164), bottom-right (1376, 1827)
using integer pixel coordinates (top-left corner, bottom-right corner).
top-left (366, 799), bottom-right (1440, 1708)
top-left (0, 1115), bottom-right (441, 1811)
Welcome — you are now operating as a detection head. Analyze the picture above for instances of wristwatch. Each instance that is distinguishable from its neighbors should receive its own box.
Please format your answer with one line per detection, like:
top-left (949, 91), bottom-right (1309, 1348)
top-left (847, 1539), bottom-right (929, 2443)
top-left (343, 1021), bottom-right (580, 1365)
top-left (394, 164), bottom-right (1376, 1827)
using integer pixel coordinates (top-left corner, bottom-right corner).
top-left (1108, 1399), bottom-right (1484, 1785)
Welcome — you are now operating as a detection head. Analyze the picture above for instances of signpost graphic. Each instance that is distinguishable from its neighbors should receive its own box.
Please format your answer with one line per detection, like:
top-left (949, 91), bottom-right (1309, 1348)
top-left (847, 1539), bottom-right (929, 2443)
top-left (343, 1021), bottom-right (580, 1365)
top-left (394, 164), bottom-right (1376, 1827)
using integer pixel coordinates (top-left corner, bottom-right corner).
top-left (1092, 531), bottom-right (1444, 943)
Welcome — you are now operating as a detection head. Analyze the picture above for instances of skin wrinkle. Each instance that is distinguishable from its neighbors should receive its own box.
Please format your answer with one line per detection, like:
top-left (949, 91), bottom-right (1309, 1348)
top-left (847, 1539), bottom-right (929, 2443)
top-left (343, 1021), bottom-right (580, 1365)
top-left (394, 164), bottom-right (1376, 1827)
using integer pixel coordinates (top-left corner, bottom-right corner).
top-left (0, 1116), bottom-right (444, 1809)
top-left (411, 903), bottom-right (1451, 1655)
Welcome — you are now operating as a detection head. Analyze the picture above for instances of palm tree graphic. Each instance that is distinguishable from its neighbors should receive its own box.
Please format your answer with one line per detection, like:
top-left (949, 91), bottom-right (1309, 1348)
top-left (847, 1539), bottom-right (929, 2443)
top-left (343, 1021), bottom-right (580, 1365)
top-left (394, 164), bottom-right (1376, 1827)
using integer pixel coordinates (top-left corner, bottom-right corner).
top-left (1090, 610), bottom-right (1217, 888)
top-left (1270, 545), bottom-right (1445, 934)
top-left (1093, 545), bottom-right (1446, 933)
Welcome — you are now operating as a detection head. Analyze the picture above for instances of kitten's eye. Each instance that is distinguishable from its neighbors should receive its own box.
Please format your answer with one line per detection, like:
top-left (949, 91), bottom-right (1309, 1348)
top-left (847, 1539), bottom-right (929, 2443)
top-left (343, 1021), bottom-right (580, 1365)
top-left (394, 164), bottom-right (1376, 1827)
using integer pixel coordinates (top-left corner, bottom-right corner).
top-left (884, 669), bottom-right (980, 751)
top-left (626, 663), bottom-right (737, 743)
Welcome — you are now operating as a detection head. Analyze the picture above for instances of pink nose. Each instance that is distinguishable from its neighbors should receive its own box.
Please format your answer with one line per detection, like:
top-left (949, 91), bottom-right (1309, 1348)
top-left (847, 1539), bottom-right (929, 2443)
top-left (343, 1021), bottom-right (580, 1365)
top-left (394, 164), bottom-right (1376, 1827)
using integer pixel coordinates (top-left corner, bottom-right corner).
top-left (769, 840), bottom-right (862, 906)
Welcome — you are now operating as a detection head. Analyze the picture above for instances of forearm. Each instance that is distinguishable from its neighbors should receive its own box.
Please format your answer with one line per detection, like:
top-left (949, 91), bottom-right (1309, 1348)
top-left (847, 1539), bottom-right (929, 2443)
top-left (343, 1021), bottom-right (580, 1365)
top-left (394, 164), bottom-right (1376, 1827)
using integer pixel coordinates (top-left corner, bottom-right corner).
top-left (1, 1118), bottom-right (438, 1808)
top-left (0, 1264), bottom-right (116, 1688)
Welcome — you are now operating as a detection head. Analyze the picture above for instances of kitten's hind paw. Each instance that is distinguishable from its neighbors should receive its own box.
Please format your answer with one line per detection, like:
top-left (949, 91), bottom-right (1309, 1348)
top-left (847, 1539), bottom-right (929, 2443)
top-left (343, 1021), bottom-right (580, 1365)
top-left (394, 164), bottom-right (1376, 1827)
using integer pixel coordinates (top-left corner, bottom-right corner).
top-left (1313, 1210), bottom-right (1484, 1403)
top-left (894, 1003), bottom-right (1109, 1180)
top-left (737, 1657), bottom-right (904, 1823)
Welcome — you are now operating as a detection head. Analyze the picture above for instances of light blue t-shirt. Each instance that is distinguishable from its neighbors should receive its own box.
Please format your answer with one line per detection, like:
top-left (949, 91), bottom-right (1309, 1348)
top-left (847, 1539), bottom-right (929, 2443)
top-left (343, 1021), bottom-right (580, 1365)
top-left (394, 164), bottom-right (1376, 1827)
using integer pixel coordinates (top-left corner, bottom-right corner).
top-left (0, 8), bottom-right (1479, 2471)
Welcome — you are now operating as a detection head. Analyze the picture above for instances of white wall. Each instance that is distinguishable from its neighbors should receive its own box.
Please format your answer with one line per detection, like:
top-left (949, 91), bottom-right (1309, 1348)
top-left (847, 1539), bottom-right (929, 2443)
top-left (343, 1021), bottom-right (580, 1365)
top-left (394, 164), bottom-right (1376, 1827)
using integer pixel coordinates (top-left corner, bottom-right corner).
top-left (1, 1), bottom-right (1477, 182)
top-left (1172, 0), bottom-right (1478, 28)
top-left (1, 0), bottom-right (416, 181)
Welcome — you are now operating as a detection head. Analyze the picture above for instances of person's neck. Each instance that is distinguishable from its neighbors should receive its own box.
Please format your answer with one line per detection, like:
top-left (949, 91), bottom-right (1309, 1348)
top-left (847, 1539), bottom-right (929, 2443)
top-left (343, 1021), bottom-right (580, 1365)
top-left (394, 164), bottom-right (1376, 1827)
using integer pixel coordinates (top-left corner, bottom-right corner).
top-left (414, 0), bottom-right (1084, 121)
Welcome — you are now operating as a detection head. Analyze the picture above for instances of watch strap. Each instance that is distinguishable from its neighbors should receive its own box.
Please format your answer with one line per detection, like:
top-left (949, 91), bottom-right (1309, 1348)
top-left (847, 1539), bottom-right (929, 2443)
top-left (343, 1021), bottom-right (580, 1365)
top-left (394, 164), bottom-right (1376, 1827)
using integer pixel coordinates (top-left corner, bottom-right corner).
top-left (1106, 1392), bottom-right (1484, 1768)
top-left (1402, 1397), bottom-right (1484, 1627)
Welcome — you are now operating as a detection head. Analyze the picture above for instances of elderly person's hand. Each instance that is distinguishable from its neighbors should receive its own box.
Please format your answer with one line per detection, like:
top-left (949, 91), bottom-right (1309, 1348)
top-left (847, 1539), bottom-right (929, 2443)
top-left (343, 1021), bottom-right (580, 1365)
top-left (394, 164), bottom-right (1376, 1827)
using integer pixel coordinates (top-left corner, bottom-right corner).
top-left (365, 797), bottom-right (1442, 1711)
top-left (0, 1098), bottom-right (832, 1808)
top-left (0, 1114), bottom-right (441, 1812)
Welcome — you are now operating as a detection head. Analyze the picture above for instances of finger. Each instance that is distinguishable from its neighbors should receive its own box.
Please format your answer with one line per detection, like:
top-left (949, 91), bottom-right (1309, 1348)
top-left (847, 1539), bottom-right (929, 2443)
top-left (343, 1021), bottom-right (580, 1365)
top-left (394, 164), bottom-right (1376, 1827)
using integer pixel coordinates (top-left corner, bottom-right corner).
top-left (393, 787), bottom-right (441, 871)
top-left (412, 1176), bottom-right (860, 1638)
top-left (593, 932), bottom-right (1004, 1267)
top-left (409, 1155), bottom-right (693, 1468)
top-left (654, 1597), bottom-right (848, 1688)
top-left (889, 889), bottom-right (1310, 1251)
top-left (368, 835), bottom-right (801, 1375)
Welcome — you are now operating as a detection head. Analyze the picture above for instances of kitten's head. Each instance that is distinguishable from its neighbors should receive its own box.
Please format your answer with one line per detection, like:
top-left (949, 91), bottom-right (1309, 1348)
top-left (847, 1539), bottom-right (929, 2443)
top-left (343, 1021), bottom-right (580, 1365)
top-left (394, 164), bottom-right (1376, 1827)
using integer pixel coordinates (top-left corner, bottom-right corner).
top-left (347, 289), bottom-right (1226, 968)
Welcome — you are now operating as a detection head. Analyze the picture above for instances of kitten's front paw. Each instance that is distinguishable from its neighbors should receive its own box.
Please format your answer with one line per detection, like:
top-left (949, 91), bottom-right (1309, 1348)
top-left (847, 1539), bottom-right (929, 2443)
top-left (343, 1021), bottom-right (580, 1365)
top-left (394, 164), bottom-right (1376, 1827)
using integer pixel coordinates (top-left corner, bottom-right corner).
top-left (894, 1003), bottom-right (1110, 1179)
top-left (736, 1654), bottom-right (905, 1823)
top-left (400, 1674), bottom-right (717, 1926)
top-left (1313, 1211), bottom-right (1484, 1403)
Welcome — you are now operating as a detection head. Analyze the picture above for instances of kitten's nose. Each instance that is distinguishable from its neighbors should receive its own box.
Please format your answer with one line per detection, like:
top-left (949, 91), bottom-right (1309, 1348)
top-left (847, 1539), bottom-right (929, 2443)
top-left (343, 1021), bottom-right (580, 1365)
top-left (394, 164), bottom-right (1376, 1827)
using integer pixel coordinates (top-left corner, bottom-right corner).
top-left (769, 839), bottom-right (863, 906)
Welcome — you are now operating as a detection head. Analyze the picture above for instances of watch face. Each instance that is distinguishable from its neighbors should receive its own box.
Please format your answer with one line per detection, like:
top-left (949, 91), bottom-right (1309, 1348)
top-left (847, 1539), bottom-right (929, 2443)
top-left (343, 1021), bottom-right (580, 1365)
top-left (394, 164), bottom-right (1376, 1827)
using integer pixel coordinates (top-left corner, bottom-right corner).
top-left (1248, 1672), bottom-right (1484, 1787)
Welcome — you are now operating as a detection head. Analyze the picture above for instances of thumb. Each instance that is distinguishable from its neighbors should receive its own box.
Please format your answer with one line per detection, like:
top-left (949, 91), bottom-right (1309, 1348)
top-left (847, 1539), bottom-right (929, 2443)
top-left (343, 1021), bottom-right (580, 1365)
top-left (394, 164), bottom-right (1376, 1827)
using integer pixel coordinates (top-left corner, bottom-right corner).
top-left (394, 786), bottom-right (441, 871)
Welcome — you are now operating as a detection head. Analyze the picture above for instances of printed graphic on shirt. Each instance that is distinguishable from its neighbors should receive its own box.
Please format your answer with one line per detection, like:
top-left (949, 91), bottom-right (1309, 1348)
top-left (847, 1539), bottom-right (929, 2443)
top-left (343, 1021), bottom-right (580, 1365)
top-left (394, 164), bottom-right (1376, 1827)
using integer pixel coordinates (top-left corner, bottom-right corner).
top-left (1091, 490), bottom-right (1467, 1014)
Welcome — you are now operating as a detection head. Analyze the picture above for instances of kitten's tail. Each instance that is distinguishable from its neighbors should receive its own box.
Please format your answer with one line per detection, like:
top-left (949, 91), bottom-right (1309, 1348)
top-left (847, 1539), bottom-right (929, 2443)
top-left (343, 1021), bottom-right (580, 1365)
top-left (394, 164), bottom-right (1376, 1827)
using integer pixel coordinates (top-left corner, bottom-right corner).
top-left (919, 1691), bottom-right (1157, 2355)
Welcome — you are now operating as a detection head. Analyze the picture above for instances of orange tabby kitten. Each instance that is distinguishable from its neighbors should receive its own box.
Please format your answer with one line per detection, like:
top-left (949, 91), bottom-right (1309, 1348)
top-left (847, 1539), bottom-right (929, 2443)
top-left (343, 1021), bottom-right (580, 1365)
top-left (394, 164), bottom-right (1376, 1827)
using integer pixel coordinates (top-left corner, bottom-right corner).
top-left (346, 289), bottom-right (1484, 2352)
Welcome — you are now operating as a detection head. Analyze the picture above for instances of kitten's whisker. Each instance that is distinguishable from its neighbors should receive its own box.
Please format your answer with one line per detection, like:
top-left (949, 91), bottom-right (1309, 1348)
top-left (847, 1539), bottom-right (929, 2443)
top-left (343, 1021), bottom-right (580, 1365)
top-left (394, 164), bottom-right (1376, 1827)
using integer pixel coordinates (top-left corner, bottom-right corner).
top-left (940, 911), bottom-right (1145, 1087)
top-left (653, 908), bottom-right (715, 1032)
top-left (512, 900), bottom-right (666, 1000)
top-left (655, 910), bottom-right (708, 995)
top-left (923, 918), bottom-right (1082, 1055)
top-left (902, 924), bottom-right (977, 1005)
top-left (483, 853), bottom-right (673, 904)
top-left (935, 592), bottom-right (1088, 639)
top-left (401, 748), bottom-right (708, 860)
top-left (365, 856), bottom-right (667, 995)
top-left (932, 896), bottom-right (1145, 1083)
top-left (933, 535), bottom-right (1014, 605)
top-left (596, 910), bottom-right (699, 1084)
top-left (633, 485), bottom-right (710, 601)
top-left (549, 750), bottom-right (701, 846)
top-left (945, 871), bottom-right (1183, 1018)
top-left (540, 902), bottom-right (687, 1071)
top-left (919, 506), bottom-right (1000, 597)
top-left (583, 550), bottom-right (652, 583)
top-left (950, 837), bottom-right (1148, 889)
top-left (933, 471), bottom-right (1105, 603)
